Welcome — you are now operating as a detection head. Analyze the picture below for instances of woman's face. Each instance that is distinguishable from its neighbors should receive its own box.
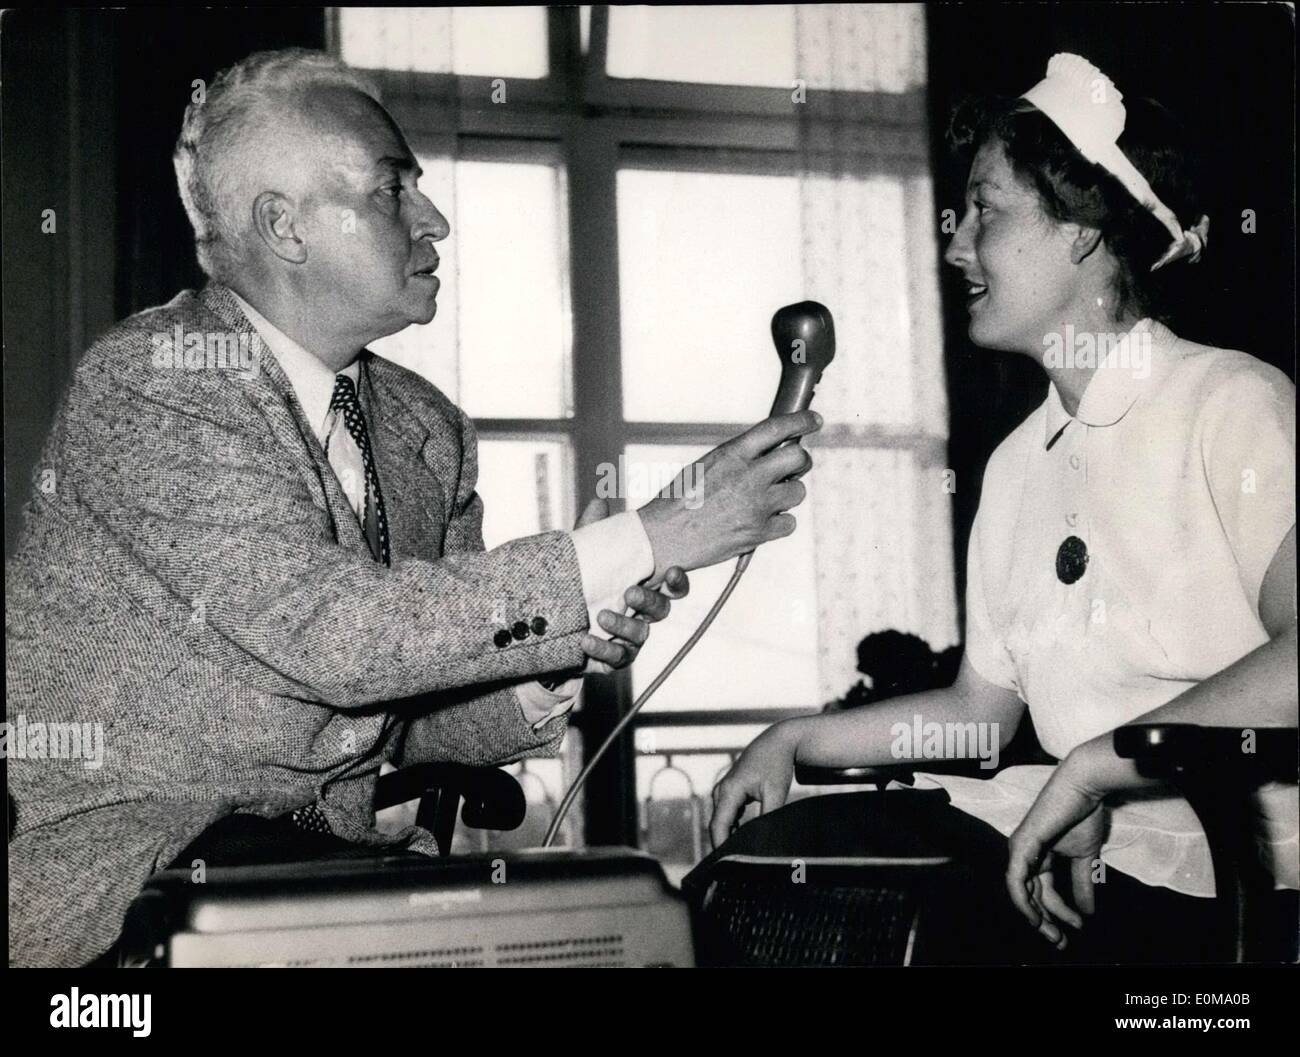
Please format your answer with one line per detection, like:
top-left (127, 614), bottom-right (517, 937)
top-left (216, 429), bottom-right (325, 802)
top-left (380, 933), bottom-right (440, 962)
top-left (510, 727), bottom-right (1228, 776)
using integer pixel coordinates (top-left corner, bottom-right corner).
top-left (944, 138), bottom-right (1083, 356)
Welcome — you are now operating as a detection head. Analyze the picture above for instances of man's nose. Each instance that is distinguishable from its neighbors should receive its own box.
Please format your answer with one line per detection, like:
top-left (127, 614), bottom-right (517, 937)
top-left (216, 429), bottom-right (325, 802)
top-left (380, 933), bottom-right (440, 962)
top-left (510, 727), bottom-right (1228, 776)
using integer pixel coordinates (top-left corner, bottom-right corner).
top-left (413, 194), bottom-right (450, 243)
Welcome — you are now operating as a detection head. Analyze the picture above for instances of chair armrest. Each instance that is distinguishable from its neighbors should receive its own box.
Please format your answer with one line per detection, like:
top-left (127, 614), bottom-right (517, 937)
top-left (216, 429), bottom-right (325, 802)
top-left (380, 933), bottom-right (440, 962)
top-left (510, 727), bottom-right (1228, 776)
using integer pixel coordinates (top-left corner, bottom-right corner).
top-left (1114, 723), bottom-right (1298, 962)
top-left (795, 758), bottom-right (994, 788)
top-left (375, 763), bottom-right (527, 853)
top-left (1113, 723), bottom-right (1297, 782)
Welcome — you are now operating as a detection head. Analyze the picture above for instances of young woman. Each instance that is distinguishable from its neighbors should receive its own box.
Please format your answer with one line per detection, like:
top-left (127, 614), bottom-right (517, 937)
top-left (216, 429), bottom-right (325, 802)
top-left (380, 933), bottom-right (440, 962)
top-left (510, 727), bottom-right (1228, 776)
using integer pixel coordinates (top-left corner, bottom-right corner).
top-left (710, 54), bottom-right (1297, 962)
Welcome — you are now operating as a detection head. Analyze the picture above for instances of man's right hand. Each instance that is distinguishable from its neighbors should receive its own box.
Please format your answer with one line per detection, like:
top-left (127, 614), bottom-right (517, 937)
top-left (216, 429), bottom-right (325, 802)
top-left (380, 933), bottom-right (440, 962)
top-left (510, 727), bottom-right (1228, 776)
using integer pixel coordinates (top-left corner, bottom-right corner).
top-left (636, 410), bottom-right (821, 586)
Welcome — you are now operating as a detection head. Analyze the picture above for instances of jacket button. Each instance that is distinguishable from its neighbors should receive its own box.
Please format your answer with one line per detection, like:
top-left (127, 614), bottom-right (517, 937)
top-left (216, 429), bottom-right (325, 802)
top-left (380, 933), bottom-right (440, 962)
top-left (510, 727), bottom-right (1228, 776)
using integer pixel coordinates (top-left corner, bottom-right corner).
top-left (530, 616), bottom-right (548, 636)
top-left (511, 620), bottom-right (530, 641)
top-left (493, 628), bottom-right (512, 648)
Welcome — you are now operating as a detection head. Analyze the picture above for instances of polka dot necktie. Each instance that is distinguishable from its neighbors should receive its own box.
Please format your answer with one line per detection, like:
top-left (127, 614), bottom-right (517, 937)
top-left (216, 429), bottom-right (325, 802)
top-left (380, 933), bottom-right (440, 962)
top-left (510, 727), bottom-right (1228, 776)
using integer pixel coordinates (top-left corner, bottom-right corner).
top-left (329, 374), bottom-right (391, 567)
top-left (289, 801), bottom-right (332, 835)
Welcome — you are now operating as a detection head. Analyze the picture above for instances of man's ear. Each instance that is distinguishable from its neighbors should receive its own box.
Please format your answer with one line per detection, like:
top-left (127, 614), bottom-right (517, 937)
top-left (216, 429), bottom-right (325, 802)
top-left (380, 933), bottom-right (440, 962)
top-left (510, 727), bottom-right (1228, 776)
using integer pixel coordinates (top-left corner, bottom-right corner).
top-left (1068, 224), bottom-right (1104, 265)
top-left (252, 191), bottom-right (308, 265)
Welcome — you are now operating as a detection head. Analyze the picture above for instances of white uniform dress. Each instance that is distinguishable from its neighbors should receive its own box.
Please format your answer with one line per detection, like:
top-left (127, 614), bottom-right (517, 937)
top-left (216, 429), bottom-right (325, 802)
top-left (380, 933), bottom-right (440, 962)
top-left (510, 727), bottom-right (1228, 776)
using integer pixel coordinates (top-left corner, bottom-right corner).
top-left (915, 318), bottom-right (1298, 897)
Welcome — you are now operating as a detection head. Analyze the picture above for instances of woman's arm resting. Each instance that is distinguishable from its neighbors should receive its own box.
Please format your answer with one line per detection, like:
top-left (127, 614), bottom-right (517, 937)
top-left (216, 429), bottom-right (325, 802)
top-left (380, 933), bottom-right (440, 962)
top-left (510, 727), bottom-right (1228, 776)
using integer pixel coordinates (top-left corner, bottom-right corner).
top-left (709, 657), bottom-right (1024, 846)
top-left (788, 656), bottom-right (1026, 768)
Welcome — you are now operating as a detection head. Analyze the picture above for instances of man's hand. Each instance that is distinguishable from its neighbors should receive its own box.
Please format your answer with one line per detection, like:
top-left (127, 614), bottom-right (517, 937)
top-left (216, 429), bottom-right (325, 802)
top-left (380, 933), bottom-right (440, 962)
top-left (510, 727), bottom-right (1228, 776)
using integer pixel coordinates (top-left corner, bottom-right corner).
top-left (637, 411), bottom-right (822, 587)
top-left (573, 498), bottom-right (691, 675)
top-left (581, 568), bottom-right (691, 674)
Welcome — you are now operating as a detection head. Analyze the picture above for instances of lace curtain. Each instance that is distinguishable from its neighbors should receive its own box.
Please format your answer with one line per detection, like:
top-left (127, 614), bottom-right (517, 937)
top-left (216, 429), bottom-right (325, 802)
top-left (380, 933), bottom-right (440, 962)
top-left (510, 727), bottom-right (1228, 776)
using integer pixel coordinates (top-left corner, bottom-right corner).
top-left (795, 4), bottom-right (959, 702)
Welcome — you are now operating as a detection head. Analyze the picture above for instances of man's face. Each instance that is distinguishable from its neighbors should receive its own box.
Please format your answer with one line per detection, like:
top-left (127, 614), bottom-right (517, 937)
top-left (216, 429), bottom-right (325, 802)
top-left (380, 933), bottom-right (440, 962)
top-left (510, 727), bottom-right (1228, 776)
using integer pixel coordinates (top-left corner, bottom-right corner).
top-left (291, 85), bottom-right (449, 343)
top-left (943, 139), bottom-right (1079, 355)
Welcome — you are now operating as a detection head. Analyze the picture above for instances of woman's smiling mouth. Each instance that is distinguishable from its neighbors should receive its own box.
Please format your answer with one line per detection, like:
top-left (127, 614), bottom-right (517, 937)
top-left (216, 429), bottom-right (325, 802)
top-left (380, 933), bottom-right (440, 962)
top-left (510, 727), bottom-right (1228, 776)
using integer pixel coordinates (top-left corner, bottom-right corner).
top-left (965, 280), bottom-right (989, 307)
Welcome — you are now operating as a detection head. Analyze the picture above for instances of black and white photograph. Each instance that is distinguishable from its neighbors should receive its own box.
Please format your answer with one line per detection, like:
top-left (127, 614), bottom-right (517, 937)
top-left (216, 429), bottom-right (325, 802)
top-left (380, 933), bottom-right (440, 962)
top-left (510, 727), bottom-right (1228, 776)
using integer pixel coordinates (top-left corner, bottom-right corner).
top-left (2, 0), bottom-right (1295, 1029)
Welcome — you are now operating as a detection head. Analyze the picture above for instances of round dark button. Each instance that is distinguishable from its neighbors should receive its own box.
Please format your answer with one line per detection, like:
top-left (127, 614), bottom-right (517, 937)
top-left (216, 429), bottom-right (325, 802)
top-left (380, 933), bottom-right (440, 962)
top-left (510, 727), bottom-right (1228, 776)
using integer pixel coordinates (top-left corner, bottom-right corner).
top-left (530, 616), bottom-right (548, 636)
top-left (492, 628), bottom-right (512, 649)
top-left (1056, 536), bottom-right (1089, 584)
top-left (511, 620), bottom-right (530, 641)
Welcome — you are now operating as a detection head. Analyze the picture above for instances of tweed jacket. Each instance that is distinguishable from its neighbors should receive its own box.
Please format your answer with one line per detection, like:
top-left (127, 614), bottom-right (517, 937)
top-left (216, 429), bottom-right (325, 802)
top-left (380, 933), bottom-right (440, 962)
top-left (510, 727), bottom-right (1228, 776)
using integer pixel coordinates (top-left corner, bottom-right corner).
top-left (6, 282), bottom-right (590, 967)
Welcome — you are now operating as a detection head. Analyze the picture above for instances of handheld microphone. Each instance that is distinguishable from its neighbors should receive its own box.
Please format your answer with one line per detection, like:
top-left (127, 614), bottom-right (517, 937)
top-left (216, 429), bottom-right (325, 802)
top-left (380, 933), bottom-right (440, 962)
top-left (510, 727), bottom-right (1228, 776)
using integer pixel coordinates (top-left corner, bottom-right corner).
top-left (768, 300), bottom-right (837, 419)
top-left (542, 302), bottom-right (835, 848)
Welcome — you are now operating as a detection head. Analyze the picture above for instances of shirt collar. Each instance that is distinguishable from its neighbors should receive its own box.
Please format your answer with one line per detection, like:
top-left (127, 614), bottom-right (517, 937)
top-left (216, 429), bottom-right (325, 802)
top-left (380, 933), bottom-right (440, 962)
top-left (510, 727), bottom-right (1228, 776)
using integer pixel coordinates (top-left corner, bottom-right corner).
top-left (230, 290), bottom-right (360, 441)
top-left (1042, 318), bottom-right (1174, 448)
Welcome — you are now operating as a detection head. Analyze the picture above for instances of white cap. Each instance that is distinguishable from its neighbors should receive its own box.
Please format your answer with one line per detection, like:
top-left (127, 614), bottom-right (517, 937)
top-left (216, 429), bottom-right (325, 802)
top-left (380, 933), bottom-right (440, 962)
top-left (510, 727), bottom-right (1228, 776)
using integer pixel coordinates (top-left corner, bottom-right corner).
top-left (1021, 53), bottom-right (1209, 271)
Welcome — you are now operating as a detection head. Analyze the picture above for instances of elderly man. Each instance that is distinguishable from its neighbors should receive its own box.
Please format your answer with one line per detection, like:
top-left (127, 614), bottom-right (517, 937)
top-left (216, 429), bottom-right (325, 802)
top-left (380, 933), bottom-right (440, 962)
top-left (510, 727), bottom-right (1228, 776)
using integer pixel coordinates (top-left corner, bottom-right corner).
top-left (5, 48), bottom-right (819, 967)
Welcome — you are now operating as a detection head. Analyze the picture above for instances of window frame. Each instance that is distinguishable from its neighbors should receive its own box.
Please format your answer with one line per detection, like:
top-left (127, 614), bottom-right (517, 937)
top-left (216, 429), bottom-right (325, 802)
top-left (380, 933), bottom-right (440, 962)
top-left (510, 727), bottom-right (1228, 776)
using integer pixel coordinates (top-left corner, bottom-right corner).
top-left (327, 4), bottom-right (940, 848)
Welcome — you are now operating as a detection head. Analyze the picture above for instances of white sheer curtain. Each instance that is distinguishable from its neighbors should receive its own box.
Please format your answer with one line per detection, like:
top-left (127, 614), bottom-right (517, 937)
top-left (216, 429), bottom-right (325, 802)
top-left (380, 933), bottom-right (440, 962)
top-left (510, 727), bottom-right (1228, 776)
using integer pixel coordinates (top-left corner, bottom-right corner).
top-left (795, 4), bottom-right (959, 702)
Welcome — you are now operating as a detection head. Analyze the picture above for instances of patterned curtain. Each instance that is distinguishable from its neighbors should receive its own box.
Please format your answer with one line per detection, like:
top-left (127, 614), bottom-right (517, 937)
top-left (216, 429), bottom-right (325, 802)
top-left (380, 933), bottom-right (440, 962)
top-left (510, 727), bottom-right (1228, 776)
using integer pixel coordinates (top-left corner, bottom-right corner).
top-left (795, 4), bottom-right (959, 702)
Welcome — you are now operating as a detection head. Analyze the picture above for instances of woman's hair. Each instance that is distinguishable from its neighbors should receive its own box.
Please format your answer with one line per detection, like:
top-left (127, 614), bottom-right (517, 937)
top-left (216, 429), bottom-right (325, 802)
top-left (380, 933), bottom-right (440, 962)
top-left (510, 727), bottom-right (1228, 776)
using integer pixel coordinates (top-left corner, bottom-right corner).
top-left (946, 92), bottom-right (1205, 323)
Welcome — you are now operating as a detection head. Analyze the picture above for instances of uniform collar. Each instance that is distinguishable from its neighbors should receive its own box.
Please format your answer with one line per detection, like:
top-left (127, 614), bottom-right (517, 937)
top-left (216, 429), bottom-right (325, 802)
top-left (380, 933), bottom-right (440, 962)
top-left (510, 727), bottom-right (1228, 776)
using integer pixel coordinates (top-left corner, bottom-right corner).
top-left (1043, 318), bottom-right (1175, 448)
top-left (229, 289), bottom-right (360, 442)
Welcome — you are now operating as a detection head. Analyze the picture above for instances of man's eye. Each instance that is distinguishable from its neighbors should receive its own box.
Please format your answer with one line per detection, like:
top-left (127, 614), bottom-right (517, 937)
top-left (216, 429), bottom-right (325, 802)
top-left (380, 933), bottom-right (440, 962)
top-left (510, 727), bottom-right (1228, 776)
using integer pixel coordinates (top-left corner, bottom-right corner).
top-left (974, 200), bottom-right (991, 215)
top-left (381, 185), bottom-right (403, 197)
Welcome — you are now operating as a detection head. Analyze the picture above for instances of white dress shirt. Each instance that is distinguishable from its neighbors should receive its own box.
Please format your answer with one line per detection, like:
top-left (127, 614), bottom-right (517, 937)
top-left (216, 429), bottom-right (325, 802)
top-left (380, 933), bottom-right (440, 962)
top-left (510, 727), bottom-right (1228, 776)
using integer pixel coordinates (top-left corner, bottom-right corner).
top-left (916, 318), bottom-right (1297, 896)
top-left (230, 291), bottom-right (655, 730)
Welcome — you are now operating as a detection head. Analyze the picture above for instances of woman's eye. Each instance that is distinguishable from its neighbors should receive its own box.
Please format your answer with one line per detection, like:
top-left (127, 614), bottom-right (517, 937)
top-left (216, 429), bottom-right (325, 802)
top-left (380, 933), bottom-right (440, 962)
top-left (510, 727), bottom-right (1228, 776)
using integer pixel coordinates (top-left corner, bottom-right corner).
top-left (973, 200), bottom-right (990, 216)
top-left (381, 185), bottom-right (403, 197)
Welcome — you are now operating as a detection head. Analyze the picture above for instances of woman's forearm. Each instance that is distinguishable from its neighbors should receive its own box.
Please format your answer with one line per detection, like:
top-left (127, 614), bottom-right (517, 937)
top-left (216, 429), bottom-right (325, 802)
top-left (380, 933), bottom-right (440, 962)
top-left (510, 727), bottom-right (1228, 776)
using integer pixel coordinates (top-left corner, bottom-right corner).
top-left (783, 663), bottom-right (1023, 769)
top-left (782, 686), bottom-right (963, 769)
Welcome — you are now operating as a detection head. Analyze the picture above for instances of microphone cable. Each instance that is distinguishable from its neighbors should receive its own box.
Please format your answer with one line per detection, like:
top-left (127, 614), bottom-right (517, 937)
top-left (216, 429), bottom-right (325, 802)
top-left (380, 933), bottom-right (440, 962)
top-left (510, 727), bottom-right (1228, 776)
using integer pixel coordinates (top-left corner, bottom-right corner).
top-left (541, 550), bottom-right (753, 848)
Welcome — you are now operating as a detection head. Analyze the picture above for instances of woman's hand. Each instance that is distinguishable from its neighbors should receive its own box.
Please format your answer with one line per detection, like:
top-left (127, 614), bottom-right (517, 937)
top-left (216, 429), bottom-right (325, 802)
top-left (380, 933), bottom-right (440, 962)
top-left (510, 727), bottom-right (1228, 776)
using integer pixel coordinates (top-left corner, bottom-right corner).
top-left (1005, 743), bottom-right (1110, 949)
top-left (709, 721), bottom-right (803, 848)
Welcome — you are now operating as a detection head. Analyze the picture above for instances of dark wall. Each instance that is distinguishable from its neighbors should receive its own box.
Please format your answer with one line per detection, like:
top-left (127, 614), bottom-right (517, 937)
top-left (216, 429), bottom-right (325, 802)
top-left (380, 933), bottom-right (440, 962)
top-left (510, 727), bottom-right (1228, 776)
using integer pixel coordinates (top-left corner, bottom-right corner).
top-left (112, 8), bottom-right (328, 317)
top-left (2, 7), bottom-right (325, 555)
top-left (2, 9), bottom-right (119, 556)
top-left (924, 1), bottom-right (1296, 617)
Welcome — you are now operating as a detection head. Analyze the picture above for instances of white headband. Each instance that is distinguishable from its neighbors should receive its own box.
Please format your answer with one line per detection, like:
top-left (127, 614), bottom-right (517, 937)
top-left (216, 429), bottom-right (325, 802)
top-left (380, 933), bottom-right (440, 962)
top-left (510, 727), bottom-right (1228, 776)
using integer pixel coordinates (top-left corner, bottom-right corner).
top-left (1020, 53), bottom-right (1209, 271)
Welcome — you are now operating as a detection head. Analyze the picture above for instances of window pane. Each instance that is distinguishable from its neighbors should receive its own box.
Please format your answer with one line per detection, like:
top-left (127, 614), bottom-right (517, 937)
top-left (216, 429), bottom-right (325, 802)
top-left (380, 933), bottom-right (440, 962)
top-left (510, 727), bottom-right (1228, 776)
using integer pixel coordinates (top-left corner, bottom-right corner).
top-left (607, 5), bottom-right (925, 91)
top-left (608, 5), bottom-right (797, 88)
top-left (372, 158), bottom-right (571, 420)
top-left (476, 438), bottom-right (572, 549)
top-left (338, 6), bottom-right (549, 78)
top-left (450, 7), bottom-right (549, 78)
top-left (619, 167), bottom-right (920, 429)
top-left (455, 161), bottom-right (571, 418)
top-left (617, 169), bottom-right (804, 423)
top-left (624, 444), bottom-right (820, 710)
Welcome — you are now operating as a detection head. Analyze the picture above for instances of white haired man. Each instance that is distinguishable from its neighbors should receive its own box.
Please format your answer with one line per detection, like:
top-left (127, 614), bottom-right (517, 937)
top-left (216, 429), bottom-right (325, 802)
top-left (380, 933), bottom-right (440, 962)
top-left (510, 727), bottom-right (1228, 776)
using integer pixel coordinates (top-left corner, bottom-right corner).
top-left (5, 48), bottom-right (821, 967)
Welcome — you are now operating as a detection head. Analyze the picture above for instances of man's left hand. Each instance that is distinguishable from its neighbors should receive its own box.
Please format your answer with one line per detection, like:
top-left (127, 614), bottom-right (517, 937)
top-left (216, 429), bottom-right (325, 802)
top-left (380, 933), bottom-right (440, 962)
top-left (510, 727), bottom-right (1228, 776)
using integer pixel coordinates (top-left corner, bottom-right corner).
top-left (575, 498), bottom-right (690, 674)
top-left (582, 569), bottom-right (691, 673)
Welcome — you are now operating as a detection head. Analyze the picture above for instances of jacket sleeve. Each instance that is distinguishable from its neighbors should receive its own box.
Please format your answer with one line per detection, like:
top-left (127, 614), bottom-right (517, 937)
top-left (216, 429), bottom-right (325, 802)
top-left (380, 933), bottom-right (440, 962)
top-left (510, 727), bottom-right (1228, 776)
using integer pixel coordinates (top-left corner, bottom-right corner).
top-left (390, 405), bottom-right (573, 765)
top-left (53, 334), bottom-right (590, 710)
top-left (390, 682), bottom-right (567, 767)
